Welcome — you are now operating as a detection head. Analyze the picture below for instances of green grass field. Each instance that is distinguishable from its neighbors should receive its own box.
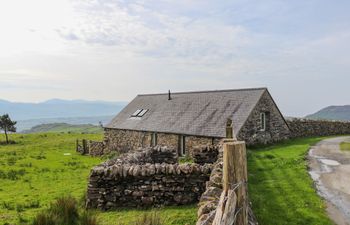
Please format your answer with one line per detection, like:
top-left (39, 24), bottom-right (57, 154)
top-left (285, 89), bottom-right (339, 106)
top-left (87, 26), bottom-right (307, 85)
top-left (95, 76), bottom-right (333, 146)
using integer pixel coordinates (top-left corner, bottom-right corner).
top-left (248, 137), bottom-right (333, 225)
top-left (340, 141), bottom-right (350, 151)
top-left (0, 133), bottom-right (333, 225)
top-left (0, 133), bottom-right (196, 225)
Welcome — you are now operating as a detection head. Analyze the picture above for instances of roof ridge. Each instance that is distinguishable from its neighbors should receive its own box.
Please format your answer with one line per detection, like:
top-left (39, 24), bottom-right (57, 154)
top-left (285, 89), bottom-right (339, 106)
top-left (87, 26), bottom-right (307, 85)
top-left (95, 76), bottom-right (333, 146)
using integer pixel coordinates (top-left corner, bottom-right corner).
top-left (138, 87), bottom-right (267, 96)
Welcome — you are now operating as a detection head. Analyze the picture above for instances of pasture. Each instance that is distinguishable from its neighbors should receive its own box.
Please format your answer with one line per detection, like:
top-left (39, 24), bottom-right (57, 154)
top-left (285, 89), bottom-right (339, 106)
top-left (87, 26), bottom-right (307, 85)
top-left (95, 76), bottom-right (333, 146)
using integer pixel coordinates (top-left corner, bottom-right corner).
top-left (0, 133), bottom-right (197, 225)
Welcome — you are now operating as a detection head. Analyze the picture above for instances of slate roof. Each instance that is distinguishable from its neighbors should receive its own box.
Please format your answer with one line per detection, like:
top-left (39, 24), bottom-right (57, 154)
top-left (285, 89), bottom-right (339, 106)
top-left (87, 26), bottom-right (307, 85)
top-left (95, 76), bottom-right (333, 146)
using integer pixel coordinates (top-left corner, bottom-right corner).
top-left (105, 88), bottom-right (267, 138)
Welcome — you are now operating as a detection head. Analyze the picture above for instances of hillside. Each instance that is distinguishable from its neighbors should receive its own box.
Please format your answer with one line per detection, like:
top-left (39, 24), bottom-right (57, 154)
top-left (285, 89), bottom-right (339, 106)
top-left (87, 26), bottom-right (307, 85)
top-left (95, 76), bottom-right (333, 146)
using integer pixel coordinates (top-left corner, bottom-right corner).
top-left (306, 105), bottom-right (350, 121)
top-left (22, 123), bottom-right (103, 134)
top-left (0, 98), bottom-right (127, 120)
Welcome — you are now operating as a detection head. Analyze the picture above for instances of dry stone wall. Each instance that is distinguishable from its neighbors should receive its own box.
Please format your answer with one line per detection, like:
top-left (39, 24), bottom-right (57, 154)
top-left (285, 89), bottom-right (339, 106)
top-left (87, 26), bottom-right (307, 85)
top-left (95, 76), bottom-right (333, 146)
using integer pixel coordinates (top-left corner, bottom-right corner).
top-left (186, 136), bottom-right (220, 155)
top-left (197, 157), bottom-right (224, 225)
top-left (89, 141), bottom-right (104, 156)
top-left (192, 145), bottom-right (219, 164)
top-left (287, 118), bottom-right (350, 138)
top-left (105, 146), bottom-right (178, 165)
top-left (86, 146), bottom-right (212, 210)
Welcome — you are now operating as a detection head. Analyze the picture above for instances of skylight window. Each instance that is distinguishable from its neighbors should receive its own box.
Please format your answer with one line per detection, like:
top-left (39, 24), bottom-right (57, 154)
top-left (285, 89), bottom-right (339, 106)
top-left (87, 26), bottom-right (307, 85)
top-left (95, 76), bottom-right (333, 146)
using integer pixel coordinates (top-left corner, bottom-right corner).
top-left (131, 109), bottom-right (142, 117)
top-left (131, 109), bottom-right (148, 117)
top-left (137, 109), bottom-right (148, 117)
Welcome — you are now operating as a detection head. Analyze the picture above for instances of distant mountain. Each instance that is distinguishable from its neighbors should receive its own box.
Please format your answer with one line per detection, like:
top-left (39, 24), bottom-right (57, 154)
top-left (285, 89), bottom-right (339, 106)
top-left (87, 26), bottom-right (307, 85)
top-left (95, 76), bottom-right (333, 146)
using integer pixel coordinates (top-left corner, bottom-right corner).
top-left (0, 98), bottom-right (127, 132)
top-left (306, 105), bottom-right (350, 121)
top-left (0, 98), bottom-right (127, 120)
top-left (22, 123), bottom-right (103, 134)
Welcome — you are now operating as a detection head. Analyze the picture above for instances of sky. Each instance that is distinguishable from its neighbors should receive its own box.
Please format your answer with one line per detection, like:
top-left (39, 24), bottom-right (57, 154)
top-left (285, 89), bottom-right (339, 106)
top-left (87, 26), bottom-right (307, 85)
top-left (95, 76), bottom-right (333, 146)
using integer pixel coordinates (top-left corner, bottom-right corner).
top-left (0, 0), bottom-right (349, 117)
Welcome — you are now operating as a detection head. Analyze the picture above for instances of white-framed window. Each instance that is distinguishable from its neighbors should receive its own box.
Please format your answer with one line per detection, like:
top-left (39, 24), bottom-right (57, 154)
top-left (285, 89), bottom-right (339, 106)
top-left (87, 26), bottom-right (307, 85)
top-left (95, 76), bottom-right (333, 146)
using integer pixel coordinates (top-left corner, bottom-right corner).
top-left (178, 135), bottom-right (186, 156)
top-left (260, 112), bottom-right (266, 131)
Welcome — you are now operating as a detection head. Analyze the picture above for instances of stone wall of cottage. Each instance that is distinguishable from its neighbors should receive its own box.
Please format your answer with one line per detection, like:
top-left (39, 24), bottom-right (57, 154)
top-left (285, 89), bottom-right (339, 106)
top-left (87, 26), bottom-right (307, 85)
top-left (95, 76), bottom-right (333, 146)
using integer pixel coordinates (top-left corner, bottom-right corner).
top-left (156, 133), bottom-right (178, 149)
top-left (104, 128), bottom-right (221, 156)
top-left (86, 146), bottom-right (212, 210)
top-left (287, 118), bottom-right (350, 138)
top-left (103, 129), bottom-right (152, 153)
top-left (185, 136), bottom-right (220, 154)
top-left (237, 91), bottom-right (291, 146)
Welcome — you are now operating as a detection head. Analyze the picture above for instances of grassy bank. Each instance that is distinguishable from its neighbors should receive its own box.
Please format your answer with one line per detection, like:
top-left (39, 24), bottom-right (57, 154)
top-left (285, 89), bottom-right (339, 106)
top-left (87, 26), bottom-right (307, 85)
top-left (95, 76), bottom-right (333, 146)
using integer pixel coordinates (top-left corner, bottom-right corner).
top-left (340, 141), bottom-right (350, 151)
top-left (248, 137), bottom-right (333, 225)
top-left (0, 133), bottom-right (197, 225)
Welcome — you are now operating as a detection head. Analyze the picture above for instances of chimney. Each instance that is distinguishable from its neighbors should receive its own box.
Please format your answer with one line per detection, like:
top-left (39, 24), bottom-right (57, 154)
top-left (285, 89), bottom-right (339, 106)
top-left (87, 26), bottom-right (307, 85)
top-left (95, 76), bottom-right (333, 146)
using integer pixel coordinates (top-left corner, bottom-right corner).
top-left (168, 90), bottom-right (171, 100)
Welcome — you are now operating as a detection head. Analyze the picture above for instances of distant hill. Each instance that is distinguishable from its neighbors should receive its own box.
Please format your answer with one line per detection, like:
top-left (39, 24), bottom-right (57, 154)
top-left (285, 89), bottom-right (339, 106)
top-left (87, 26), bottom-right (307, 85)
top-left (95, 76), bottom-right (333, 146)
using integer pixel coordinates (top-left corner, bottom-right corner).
top-left (23, 123), bottom-right (103, 134)
top-left (306, 105), bottom-right (350, 121)
top-left (16, 115), bottom-right (114, 132)
top-left (0, 98), bottom-right (127, 120)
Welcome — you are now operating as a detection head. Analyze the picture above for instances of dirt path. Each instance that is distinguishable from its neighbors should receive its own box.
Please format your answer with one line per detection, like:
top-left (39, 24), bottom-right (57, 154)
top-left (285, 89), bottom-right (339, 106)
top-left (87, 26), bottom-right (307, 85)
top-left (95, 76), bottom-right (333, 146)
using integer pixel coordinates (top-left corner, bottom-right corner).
top-left (308, 136), bottom-right (350, 225)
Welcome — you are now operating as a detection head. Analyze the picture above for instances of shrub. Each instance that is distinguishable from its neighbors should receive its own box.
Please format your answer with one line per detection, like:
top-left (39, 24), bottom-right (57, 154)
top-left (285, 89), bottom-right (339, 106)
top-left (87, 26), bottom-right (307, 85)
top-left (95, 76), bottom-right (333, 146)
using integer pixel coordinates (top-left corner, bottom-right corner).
top-left (179, 155), bottom-right (193, 164)
top-left (133, 211), bottom-right (163, 225)
top-left (50, 196), bottom-right (79, 225)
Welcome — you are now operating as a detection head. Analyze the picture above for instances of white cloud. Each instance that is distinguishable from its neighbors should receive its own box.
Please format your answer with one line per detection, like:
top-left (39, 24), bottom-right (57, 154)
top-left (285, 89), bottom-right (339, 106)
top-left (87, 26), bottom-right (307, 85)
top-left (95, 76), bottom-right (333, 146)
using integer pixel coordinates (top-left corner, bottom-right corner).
top-left (0, 0), bottom-right (349, 117)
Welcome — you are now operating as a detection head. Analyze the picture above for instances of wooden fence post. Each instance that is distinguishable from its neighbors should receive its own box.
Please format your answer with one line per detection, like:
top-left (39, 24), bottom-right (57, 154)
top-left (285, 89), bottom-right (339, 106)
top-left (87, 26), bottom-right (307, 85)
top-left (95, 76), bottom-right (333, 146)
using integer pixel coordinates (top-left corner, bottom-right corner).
top-left (213, 119), bottom-right (248, 225)
top-left (227, 140), bottom-right (248, 225)
top-left (82, 139), bottom-right (88, 155)
top-left (76, 139), bottom-right (79, 152)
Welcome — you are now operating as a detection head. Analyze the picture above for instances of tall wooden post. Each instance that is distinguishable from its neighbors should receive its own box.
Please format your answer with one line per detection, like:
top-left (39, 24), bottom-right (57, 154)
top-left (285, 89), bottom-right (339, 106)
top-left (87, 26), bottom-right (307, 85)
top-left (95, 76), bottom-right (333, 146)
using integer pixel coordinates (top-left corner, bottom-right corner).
top-left (213, 119), bottom-right (248, 225)
top-left (225, 118), bottom-right (248, 225)
top-left (223, 140), bottom-right (248, 225)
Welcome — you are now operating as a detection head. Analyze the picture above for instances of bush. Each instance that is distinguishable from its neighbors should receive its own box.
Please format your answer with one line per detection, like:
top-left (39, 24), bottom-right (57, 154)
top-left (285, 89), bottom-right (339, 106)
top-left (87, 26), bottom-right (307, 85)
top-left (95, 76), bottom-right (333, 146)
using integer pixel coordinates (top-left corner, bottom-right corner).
top-left (32, 196), bottom-right (99, 225)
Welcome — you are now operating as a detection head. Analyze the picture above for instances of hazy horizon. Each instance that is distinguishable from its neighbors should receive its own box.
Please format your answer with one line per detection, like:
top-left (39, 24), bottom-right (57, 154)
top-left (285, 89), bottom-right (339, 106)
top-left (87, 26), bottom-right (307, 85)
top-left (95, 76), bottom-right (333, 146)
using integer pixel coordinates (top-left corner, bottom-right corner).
top-left (1, 0), bottom-right (349, 117)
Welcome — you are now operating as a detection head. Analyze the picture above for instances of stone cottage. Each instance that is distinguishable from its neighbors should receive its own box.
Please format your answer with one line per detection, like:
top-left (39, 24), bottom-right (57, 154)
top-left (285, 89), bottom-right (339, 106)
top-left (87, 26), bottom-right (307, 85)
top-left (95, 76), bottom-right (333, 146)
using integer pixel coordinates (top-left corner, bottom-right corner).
top-left (103, 88), bottom-right (290, 155)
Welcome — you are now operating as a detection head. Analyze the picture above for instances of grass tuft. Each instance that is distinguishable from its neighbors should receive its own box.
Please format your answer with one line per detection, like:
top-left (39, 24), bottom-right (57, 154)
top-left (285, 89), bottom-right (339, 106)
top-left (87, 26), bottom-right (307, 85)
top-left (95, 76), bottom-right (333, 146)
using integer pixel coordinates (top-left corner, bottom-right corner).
top-left (132, 211), bottom-right (163, 225)
top-left (32, 196), bottom-right (98, 225)
top-left (80, 211), bottom-right (99, 225)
